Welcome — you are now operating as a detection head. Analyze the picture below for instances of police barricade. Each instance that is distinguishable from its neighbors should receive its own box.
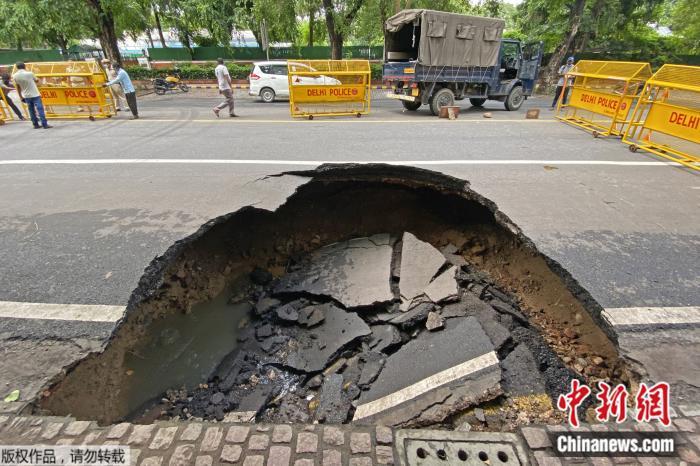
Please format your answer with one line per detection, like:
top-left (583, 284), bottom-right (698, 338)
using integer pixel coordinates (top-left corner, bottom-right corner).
top-left (1, 88), bottom-right (17, 122)
top-left (556, 60), bottom-right (652, 138)
top-left (288, 60), bottom-right (371, 119)
top-left (623, 64), bottom-right (700, 171)
top-left (13, 61), bottom-right (116, 120)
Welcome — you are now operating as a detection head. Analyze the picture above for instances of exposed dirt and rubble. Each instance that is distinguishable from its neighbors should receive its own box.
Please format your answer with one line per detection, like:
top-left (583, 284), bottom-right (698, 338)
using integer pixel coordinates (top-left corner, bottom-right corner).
top-left (33, 165), bottom-right (635, 429)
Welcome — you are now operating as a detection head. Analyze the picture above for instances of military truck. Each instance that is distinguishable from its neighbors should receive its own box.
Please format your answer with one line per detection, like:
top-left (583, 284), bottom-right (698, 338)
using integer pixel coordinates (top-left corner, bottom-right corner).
top-left (383, 9), bottom-right (543, 114)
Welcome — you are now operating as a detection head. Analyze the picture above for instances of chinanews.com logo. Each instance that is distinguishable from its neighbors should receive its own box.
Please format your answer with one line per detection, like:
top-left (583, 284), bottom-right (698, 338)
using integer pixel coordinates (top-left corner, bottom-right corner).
top-left (552, 380), bottom-right (677, 457)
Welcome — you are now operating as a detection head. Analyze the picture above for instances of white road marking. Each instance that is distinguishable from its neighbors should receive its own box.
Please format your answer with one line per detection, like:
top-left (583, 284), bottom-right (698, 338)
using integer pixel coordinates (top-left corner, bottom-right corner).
top-left (0, 159), bottom-right (683, 167)
top-left (0, 301), bottom-right (125, 323)
top-left (130, 118), bottom-right (557, 124)
top-left (603, 306), bottom-right (700, 327)
top-left (352, 351), bottom-right (499, 421)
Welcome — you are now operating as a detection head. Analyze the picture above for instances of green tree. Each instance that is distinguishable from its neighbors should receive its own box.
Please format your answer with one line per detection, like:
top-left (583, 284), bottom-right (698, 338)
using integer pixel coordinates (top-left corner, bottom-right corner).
top-left (517, 0), bottom-right (668, 86)
top-left (322, 0), bottom-right (365, 58)
top-left (85, 0), bottom-right (122, 64)
top-left (0, 0), bottom-right (42, 50)
top-left (670, 0), bottom-right (700, 51)
top-left (38, 0), bottom-right (93, 56)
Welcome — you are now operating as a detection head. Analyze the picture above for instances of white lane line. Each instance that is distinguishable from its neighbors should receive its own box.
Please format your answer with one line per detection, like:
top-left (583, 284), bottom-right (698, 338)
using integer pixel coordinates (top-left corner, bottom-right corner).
top-left (0, 159), bottom-right (682, 167)
top-left (0, 301), bottom-right (126, 323)
top-left (353, 351), bottom-right (499, 421)
top-left (603, 306), bottom-right (700, 327)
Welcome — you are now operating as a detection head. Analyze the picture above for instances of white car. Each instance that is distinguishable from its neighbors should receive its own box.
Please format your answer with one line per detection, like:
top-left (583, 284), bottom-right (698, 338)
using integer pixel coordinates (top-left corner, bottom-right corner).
top-left (248, 61), bottom-right (342, 103)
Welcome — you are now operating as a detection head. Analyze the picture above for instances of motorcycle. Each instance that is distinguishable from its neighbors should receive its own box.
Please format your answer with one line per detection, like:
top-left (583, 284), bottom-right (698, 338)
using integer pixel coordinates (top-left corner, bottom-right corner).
top-left (153, 71), bottom-right (189, 95)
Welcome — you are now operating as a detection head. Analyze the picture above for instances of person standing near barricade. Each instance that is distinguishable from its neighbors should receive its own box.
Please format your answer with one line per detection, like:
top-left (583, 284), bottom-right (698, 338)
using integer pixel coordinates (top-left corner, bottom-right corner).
top-left (12, 62), bottom-right (51, 129)
top-left (551, 56), bottom-right (575, 109)
top-left (0, 73), bottom-right (25, 120)
top-left (102, 60), bottom-right (126, 112)
top-left (213, 58), bottom-right (237, 117)
top-left (104, 63), bottom-right (139, 119)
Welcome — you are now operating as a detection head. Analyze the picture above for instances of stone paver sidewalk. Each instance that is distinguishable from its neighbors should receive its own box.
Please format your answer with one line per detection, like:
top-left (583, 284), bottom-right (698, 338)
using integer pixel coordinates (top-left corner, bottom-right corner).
top-left (1, 412), bottom-right (699, 465)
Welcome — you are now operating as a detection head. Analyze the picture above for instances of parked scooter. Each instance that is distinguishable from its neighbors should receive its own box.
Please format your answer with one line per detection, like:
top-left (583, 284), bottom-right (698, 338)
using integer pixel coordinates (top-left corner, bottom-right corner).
top-left (153, 70), bottom-right (189, 95)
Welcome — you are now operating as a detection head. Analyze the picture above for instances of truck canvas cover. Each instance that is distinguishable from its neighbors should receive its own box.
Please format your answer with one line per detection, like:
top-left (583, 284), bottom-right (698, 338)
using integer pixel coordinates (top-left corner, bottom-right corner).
top-left (385, 9), bottom-right (505, 68)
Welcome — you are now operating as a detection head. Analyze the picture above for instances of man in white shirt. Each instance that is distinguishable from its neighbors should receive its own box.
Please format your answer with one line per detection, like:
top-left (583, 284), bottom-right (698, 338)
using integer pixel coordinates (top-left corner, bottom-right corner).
top-left (213, 58), bottom-right (237, 117)
top-left (12, 62), bottom-right (52, 129)
top-left (551, 56), bottom-right (575, 109)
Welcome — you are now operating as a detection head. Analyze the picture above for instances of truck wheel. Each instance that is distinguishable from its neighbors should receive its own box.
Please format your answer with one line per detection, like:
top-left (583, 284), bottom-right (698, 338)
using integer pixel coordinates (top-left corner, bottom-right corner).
top-left (469, 98), bottom-right (486, 107)
top-left (504, 86), bottom-right (524, 111)
top-left (402, 100), bottom-right (422, 111)
top-left (429, 88), bottom-right (455, 116)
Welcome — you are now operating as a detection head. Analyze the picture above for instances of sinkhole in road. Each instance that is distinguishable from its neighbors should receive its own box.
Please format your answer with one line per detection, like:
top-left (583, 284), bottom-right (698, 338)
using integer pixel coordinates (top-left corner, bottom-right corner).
top-left (36, 165), bottom-right (634, 428)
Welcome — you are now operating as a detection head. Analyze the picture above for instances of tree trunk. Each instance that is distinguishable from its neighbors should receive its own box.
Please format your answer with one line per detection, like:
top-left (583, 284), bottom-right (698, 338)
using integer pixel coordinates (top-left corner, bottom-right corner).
top-left (322, 0), bottom-right (363, 59)
top-left (87, 0), bottom-right (122, 65)
top-left (58, 36), bottom-right (69, 59)
top-left (331, 33), bottom-right (343, 59)
top-left (145, 29), bottom-right (155, 48)
top-left (153, 4), bottom-right (167, 47)
top-left (16, 39), bottom-right (23, 51)
top-left (322, 0), bottom-right (340, 58)
top-left (308, 8), bottom-right (314, 47)
top-left (543, 0), bottom-right (585, 88)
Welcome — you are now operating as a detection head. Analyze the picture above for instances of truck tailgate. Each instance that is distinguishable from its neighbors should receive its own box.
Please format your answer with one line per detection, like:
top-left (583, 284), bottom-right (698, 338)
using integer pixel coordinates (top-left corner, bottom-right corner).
top-left (383, 61), bottom-right (418, 82)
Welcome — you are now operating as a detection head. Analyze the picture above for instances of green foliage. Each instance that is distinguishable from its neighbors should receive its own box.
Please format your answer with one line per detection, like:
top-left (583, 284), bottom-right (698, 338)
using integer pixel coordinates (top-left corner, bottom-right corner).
top-left (670, 0), bottom-right (700, 51)
top-left (370, 62), bottom-right (382, 80)
top-left (124, 63), bottom-right (251, 80)
top-left (3, 0), bottom-right (698, 69)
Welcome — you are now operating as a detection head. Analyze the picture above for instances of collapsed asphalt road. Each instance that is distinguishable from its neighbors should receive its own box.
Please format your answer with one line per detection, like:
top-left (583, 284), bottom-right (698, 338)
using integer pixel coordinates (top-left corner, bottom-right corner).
top-left (33, 165), bottom-right (632, 430)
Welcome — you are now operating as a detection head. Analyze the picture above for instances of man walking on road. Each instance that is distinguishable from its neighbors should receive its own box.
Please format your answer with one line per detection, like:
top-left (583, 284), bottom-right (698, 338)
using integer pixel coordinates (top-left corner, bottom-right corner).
top-left (551, 56), bottom-right (575, 109)
top-left (213, 58), bottom-right (237, 117)
top-left (104, 63), bottom-right (139, 119)
top-left (12, 62), bottom-right (51, 129)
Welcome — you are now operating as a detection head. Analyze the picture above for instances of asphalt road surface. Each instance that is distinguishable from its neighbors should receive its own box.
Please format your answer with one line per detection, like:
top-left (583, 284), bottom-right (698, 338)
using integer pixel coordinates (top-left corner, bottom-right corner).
top-left (1, 91), bottom-right (698, 411)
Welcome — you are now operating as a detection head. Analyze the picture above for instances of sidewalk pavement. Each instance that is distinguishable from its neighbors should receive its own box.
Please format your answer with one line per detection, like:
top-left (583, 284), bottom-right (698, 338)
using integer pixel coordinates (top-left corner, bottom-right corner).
top-left (1, 411), bottom-right (698, 465)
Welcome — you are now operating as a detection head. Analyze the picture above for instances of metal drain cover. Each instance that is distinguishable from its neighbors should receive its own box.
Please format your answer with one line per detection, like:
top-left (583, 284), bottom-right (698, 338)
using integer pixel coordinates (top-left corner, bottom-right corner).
top-left (395, 430), bottom-right (530, 465)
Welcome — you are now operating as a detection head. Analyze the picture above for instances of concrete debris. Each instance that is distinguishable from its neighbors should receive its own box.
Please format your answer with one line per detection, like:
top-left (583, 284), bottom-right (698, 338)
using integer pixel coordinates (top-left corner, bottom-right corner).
top-left (255, 296), bottom-right (280, 316)
top-left (424, 266), bottom-right (459, 303)
top-left (386, 300), bottom-right (435, 328)
top-left (275, 304), bottom-right (299, 322)
top-left (314, 374), bottom-right (351, 423)
top-left (500, 343), bottom-right (547, 396)
top-left (440, 243), bottom-right (468, 267)
top-left (306, 375), bottom-right (323, 389)
top-left (367, 325), bottom-right (402, 353)
top-left (280, 305), bottom-right (371, 373)
top-left (274, 234), bottom-right (394, 308)
top-left (356, 317), bottom-right (501, 426)
top-left (297, 304), bottom-right (327, 328)
top-left (425, 311), bottom-right (445, 331)
top-left (358, 352), bottom-right (386, 388)
top-left (138, 233), bottom-right (573, 428)
top-left (398, 232), bottom-right (445, 300)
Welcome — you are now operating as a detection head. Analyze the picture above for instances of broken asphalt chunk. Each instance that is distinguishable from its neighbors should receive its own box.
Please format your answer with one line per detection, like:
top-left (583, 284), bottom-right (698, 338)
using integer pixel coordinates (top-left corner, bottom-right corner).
top-left (398, 232), bottom-right (445, 300)
top-left (368, 325), bottom-right (402, 353)
top-left (358, 352), bottom-right (386, 388)
top-left (314, 374), bottom-right (351, 423)
top-left (425, 311), bottom-right (445, 331)
top-left (273, 305), bottom-right (371, 372)
top-left (274, 234), bottom-right (394, 308)
top-left (424, 266), bottom-right (459, 303)
top-left (354, 317), bottom-right (501, 427)
top-left (297, 304), bottom-right (327, 327)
